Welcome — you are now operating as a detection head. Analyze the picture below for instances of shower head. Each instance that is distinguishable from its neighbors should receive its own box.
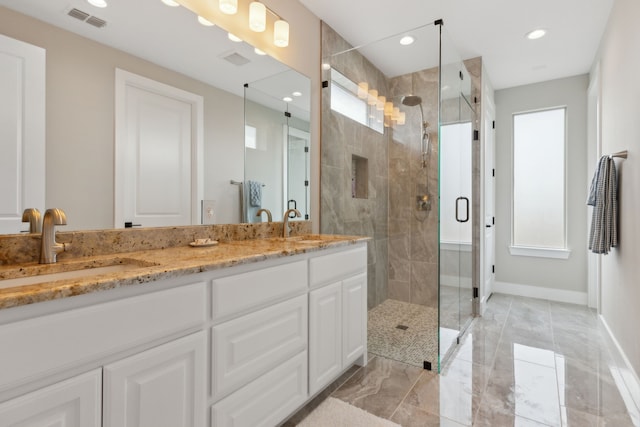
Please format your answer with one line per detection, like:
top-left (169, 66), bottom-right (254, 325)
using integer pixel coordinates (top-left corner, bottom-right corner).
top-left (401, 95), bottom-right (422, 107)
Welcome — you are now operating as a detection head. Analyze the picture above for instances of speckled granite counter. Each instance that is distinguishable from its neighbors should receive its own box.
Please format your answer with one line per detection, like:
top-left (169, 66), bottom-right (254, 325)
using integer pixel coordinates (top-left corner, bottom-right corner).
top-left (0, 234), bottom-right (368, 310)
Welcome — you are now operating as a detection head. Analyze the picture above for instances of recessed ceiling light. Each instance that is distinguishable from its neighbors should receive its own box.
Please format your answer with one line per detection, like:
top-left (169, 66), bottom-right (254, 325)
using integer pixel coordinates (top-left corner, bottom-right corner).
top-left (283, 96), bottom-right (293, 102)
top-left (292, 91), bottom-right (302, 97)
top-left (526, 29), bottom-right (546, 40)
top-left (87, 0), bottom-right (108, 7)
top-left (228, 33), bottom-right (242, 42)
top-left (254, 48), bottom-right (266, 55)
top-left (399, 35), bottom-right (415, 46)
top-left (160, 0), bottom-right (180, 7)
top-left (197, 16), bottom-right (214, 26)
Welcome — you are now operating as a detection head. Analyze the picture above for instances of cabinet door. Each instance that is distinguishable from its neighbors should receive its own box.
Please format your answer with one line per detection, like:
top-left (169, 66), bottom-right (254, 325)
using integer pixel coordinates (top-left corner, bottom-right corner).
top-left (343, 273), bottom-right (367, 366)
top-left (103, 331), bottom-right (206, 427)
top-left (308, 282), bottom-right (342, 396)
top-left (0, 369), bottom-right (101, 427)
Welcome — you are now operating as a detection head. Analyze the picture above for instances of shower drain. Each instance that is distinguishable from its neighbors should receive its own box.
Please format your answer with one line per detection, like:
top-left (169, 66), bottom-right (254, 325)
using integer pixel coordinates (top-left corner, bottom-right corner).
top-left (396, 324), bottom-right (409, 330)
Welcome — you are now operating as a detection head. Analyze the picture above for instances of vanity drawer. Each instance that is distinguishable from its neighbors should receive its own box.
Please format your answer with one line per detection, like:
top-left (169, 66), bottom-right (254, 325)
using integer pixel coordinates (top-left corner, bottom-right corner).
top-left (0, 282), bottom-right (207, 394)
top-left (309, 245), bottom-right (367, 288)
top-left (211, 260), bottom-right (307, 321)
top-left (212, 294), bottom-right (307, 400)
top-left (211, 351), bottom-right (307, 427)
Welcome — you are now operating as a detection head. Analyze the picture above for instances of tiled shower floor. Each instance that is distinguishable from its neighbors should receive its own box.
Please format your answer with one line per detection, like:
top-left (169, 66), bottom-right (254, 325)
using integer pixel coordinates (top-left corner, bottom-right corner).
top-left (368, 299), bottom-right (438, 368)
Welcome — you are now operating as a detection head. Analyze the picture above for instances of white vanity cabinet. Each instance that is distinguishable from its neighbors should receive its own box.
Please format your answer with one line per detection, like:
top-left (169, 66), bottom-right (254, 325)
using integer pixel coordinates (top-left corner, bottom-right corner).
top-left (0, 240), bottom-right (368, 427)
top-left (103, 331), bottom-right (207, 427)
top-left (308, 247), bottom-right (367, 396)
top-left (0, 369), bottom-right (102, 427)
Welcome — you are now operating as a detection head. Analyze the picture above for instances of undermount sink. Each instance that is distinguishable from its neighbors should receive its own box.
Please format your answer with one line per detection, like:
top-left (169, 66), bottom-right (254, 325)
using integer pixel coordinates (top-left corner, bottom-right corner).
top-left (0, 259), bottom-right (154, 290)
top-left (271, 236), bottom-right (326, 244)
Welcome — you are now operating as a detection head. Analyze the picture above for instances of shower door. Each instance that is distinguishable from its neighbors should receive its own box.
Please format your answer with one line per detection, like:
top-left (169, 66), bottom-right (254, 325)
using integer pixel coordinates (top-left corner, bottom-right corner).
top-left (438, 30), bottom-right (476, 364)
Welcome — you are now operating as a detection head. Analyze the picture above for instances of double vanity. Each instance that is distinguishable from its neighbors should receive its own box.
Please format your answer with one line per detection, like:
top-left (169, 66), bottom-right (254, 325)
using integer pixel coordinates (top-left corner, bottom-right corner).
top-left (0, 223), bottom-right (368, 427)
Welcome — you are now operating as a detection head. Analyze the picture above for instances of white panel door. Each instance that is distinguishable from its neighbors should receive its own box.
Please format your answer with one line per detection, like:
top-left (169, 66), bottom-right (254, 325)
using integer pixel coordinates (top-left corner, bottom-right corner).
top-left (103, 331), bottom-right (206, 427)
top-left (309, 282), bottom-right (342, 395)
top-left (0, 369), bottom-right (101, 427)
top-left (0, 34), bottom-right (45, 234)
top-left (482, 97), bottom-right (496, 307)
top-left (115, 69), bottom-right (203, 228)
top-left (342, 273), bottom-right (366, 367)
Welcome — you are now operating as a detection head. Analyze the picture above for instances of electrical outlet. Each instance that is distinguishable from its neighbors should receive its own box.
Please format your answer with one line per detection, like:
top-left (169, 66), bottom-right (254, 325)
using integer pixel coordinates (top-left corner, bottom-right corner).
top-left (201, 200), bottom-right (215, 225)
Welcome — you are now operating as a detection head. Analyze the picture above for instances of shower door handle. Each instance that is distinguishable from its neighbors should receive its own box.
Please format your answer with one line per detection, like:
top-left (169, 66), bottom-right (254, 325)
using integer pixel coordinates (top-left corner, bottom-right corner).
top-left (455, 197), bottom-right (469, 223)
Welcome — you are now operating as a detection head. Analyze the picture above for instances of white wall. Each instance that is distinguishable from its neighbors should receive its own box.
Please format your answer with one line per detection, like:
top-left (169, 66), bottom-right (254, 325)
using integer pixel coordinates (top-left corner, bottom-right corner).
top-left (494, 75), bottom-right (589, 301)
top-left (593, 0), bottom-right (640, 387)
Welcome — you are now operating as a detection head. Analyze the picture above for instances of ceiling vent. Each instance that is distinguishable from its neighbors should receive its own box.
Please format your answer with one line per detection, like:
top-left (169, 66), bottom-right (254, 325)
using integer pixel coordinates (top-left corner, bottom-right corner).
top-left (67, 8), bottom-right (107, 28)
top-left (68, 8), bottom-right (90, 21)
top-left (86, 16), bottom-right (107, 28)
top-left (221, 52), bottom-right (251, 66)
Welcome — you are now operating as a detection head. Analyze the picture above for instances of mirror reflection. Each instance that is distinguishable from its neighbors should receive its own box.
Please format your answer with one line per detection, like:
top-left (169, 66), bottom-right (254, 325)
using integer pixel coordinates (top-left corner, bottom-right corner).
top-left (0, 0), bottom-right (310, 234)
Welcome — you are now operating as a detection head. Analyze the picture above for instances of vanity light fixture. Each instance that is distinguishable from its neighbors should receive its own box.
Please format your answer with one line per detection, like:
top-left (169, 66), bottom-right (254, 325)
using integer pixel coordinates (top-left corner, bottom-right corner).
top-left (254, 47), bottom-right (266, 55)
top-left (197, 16), bottom-right (214, 26)
top-left (228, 32), bottom-right (242, 42)
top-left (526, 28), bottom-right (546, 40)
top-left (160, 0), bottom-right (180, 6)
top-left (283, 96), bottom-right (293, 102)
top-left (292, 91), bottom-right (302, 97)
top-left (399, 35), bottom-right (415, 46)
top-left (357, 82), bottom-right (369, 99)
top-left (88, 0), bottom-right (108, 7)
top-left (397, 111), bottom-right (406, 125)
top-left (367, 89), bottom-right (378, 106)
top-left (384, 101), bottom-right (394, 116)
top-left (219, 0), bottom-right (238, 15)
top-left (376, 95), bottom-right (386, 111)
top-left (249, 2), bottom-right (266, 32)
top-left (274, 19), bottom-right (289, 47)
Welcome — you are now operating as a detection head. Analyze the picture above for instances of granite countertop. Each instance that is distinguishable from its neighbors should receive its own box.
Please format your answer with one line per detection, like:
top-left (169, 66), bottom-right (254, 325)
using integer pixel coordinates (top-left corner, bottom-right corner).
top-left (0, 234), bottom-right (368, 310)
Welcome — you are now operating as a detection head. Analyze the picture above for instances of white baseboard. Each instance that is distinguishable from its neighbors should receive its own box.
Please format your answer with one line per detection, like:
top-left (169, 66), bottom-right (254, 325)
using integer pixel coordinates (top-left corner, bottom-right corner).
top-left (493, 281), bottom-right (588, 305)
top-left (599, 315), bottom-right (640, 421)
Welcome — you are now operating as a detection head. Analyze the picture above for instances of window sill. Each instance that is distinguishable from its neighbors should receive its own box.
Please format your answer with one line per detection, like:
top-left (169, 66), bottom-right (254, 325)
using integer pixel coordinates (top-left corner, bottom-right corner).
top-left (508, 246), bottom-right (571, 259)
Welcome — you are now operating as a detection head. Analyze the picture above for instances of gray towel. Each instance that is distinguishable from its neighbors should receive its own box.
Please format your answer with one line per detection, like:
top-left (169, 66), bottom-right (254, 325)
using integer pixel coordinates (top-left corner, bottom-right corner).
top-left (589, 156), bottom-right (618, 254)
top-left (586, 157), bottom-right (602, 206)
top-left (249, 181), bottom-right (262, 207)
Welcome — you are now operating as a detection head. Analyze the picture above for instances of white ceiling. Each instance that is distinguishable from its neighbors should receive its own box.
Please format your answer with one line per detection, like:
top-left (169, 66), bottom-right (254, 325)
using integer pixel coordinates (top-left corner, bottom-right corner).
top-left (298, 0), bottom-right (615, 90)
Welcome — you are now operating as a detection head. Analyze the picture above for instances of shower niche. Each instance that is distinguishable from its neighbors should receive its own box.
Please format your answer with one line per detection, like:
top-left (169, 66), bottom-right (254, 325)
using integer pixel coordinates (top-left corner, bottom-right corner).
top-left (351, 155), bottom-right (369, 199)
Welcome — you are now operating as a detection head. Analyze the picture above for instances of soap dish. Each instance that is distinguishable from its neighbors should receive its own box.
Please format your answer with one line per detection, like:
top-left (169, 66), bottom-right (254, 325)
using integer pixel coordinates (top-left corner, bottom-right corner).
top-left (189, 239), bottom-right (219, 247)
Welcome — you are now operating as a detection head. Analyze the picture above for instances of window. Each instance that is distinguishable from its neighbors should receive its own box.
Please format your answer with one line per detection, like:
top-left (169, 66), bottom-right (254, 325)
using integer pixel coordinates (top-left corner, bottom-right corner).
top-left (245, 125), bottom-right (257, 149)
top-left (329, 69), bottom-right (383, 134)
top-left (511, 107), bottom-right (569, 258)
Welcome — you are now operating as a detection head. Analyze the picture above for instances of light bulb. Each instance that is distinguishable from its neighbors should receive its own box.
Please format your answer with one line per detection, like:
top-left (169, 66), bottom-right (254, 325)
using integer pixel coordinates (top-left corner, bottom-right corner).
top-left (397, 111), bottom-right (406, 125)
top-left (384, 101), bottom-right (394, 116)
top-left (88, 0), bottom-right (108, 7)
top-left (377, 95), bottom-right (386, 111)
top-left (368, 89), bottom-right (378, 105)
top-left (219, 0), bottom-right (237, 15)
top-left (228, 33), bottom-right (242, 42)
top-left (249, 2), bottom-right (266, 32)
top-left (357, 82), bottom-right (368, 99)
top-left (274, 20), bottom-right (289, 47)
top-left (254, 47), bottom-right (266, 55)
top-left (197, 16), bottom-right (214, 26)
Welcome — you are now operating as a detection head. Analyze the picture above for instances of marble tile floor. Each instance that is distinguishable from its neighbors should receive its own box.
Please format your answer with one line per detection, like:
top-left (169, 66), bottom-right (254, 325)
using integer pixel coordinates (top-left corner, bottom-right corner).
top-left (284, 293), bottom-right (640, 426)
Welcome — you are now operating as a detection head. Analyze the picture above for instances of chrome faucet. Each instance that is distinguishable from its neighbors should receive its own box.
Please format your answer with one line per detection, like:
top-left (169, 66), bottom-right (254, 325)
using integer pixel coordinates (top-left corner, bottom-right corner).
top-left (40, 208), bottom-right (68, 264)
top-left (22, 208), bottom-right (42, 233)
top-left (282, 208), bottom-right (301, 238)
top-left (256, 208), bottom-right (272, 223)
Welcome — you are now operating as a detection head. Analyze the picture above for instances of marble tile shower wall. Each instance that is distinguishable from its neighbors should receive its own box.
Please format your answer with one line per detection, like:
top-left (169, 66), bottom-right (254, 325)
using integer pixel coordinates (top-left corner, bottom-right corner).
top-left (321, 23), bottom-right (390, 309)
top-left (387, 69), bottom-right (440, 308)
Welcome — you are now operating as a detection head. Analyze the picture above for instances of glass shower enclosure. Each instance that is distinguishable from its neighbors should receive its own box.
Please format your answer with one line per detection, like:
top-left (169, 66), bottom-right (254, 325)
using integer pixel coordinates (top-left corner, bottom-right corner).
top-left (320, 20), bottom-right (477, 372)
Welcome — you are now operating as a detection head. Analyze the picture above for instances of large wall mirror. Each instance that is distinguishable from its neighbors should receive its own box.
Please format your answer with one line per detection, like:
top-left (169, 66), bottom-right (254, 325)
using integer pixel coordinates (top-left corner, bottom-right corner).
top-left (0, 0), bottom-right (310, 233)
